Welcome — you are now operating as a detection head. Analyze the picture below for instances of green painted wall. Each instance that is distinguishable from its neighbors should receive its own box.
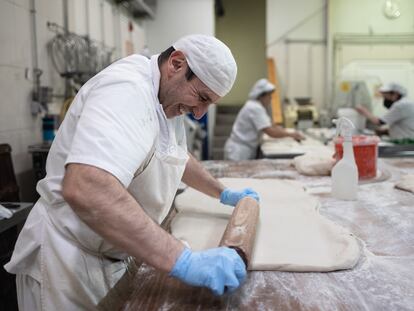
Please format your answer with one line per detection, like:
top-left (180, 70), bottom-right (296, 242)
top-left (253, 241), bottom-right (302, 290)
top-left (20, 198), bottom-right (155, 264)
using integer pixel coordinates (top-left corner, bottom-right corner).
top-left (215, 0), bottom-right (267, 105)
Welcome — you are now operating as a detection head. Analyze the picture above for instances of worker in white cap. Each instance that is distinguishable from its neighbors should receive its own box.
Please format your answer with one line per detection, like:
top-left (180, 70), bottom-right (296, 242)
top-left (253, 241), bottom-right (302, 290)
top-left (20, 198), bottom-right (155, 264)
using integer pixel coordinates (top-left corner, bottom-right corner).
top-left (5, 34), bottom-right (259, 309)
top-left (224, 78), bottom-right (305, 161)
top-left (356, 82), bottom-right (414, 140)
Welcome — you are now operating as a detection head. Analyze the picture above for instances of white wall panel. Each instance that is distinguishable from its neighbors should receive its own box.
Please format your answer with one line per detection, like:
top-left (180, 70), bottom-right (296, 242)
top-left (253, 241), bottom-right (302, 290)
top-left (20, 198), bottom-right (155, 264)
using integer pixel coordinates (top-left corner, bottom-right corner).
top-left (132, 21), bottom-right (146, 54)
top-left (330, 0), bottom-right (414, 34)
top-left (88, 0), bottom-right (102, 41)
top-left (310, 44), bottom-right (326, 109)
top-left (7, 0), bottom-right (29, 10)
top-left (0, 66), bottom-right (19, 132)
top-left (0, 1), bottom-right (17, 66)
top-left (0, 65), bottom-right (41, 175)
top-left (36, 0), bottom-right (63, 22)
top-left (335, 44), bottom-right (414, 74)
top-left (119, 14), bottom-right (130, 57)
top-left (267, 0), bottom-right (325, 44)
top-left (266, 0), bottom-right (327, 110)
top-left (69, 0), bottom-right (88, 36)
top-left (13, 5), bottom-right (32, 67)
top-left (145, 0), bottom-right (214, 54)
top-left (287, 44), bottom-right (311, 99)
top-left (103, 0), bottom-right (114, 47)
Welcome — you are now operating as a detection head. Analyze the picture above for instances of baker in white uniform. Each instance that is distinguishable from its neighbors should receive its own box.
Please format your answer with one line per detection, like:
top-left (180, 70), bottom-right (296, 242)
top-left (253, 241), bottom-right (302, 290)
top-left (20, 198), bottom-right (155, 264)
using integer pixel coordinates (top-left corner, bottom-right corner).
top-left (5, 35), bottom-right (260, 310)
top-left (224, 78), bottom-right (304, 161)
top-left (356, 82), bottom-right (414, 140)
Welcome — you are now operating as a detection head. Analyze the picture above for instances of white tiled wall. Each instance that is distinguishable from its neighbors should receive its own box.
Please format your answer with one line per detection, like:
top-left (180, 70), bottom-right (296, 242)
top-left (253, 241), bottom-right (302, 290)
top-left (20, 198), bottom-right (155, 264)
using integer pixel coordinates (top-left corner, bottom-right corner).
top-left (88, 0), bottom-right (102, 42)
top-left (0, 2), bottom-right (17, 66)
top-left (102, 1), bottom-right (115, 47)
top-left (69, 0), bottom-right (88, 36)
top-left (266, 0), bottom-right (327, 110)
top-left (0, 0), bottom-right (43, 200)
top-left (0, 0), bottom-right (214, 200)
top-left (0, 0), bottom-right (147, 200)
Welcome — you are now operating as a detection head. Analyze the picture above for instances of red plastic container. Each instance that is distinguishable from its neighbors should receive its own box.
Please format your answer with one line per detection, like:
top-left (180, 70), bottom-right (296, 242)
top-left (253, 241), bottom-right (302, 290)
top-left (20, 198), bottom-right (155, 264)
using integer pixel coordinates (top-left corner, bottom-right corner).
top-left (334, 135), bottom-right (380, 180)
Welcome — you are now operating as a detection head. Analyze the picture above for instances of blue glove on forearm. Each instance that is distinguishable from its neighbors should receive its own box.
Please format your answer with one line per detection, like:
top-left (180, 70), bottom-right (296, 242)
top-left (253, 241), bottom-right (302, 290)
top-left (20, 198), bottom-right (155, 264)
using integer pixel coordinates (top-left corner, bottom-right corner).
top-left (170, 247), bottom-right (246, 296)
top-left (220, 187), bottom-right (260, 207)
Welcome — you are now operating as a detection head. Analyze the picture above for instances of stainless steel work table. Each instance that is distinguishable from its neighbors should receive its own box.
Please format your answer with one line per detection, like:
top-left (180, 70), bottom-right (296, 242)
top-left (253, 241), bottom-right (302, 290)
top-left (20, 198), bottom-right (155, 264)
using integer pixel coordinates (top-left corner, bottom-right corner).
top-left (102, 158), bottom-right (414, 311)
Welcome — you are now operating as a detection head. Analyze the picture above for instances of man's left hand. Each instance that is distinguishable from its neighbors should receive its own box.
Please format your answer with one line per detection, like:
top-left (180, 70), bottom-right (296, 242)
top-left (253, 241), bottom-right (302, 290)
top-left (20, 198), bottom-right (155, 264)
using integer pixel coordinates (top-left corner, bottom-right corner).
top-left (220, 188), bottom-right (260, 207)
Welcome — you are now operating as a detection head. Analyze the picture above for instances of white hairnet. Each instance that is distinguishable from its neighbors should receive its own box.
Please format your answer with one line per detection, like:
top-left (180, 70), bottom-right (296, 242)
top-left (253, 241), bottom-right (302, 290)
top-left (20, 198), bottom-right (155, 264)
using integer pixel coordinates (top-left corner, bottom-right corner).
top-left (248, 78), bottom-right (275, 99)
top-left (379, 82), bottom-right (407, 97)
top-left (173, 34), bottom-right (237, 97)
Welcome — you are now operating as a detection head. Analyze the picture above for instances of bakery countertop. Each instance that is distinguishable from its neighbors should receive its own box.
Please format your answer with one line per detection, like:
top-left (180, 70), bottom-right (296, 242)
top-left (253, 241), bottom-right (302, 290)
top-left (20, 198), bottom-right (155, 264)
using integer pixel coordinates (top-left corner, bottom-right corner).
top-left (101, 158), bottom-right (414, 311)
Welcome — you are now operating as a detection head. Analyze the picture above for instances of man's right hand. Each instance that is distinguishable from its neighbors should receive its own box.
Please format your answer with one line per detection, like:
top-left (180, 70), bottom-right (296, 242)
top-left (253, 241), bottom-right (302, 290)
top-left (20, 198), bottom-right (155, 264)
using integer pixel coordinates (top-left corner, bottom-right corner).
top-left (170, 247), bottom-right (246, 295)
top-left (290, 131), bottom-right (305, 142)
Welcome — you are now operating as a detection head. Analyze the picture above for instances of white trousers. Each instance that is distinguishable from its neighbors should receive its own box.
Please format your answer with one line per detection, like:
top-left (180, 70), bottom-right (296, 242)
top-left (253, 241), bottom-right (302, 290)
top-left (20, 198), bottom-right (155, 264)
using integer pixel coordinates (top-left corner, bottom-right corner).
top-left (16, 274), bottom-right (41, 311)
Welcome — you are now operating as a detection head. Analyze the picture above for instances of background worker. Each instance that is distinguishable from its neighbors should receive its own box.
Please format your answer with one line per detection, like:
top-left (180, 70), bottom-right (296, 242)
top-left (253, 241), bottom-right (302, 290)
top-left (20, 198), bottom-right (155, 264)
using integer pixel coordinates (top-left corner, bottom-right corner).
top-left (5, 35), bottom-right (259, 310)
top-left (224, 78), bottom-right (305, 161)
top-left (356, 82), bottom-right (414, 140)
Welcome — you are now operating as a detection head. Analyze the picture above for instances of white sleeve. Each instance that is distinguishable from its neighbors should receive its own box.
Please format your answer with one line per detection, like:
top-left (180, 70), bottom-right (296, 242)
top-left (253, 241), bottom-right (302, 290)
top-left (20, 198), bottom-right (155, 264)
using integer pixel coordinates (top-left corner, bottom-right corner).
top-left (251, 106), bottom-right (272, 131)
top-left (382, 104), bottom-right (404, 126)
top-left (65, 78), bottom-right (157, 187)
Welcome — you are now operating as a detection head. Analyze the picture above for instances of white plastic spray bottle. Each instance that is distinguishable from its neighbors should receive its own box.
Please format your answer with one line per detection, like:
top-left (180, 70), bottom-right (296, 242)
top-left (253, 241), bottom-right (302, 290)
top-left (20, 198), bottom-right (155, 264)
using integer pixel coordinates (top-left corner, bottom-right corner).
top-left (331, 117), bottom-right (358, 200)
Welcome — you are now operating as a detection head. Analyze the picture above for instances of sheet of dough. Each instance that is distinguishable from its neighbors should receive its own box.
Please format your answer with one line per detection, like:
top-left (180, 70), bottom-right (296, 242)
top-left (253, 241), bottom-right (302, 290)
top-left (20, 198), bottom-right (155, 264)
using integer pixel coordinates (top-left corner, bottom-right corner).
top-left (395, 174), bottom-right (414, 193)
top-left (261, 134), bottom-right (329, 156)
top-left (172, 178), bottom-right (361, 272)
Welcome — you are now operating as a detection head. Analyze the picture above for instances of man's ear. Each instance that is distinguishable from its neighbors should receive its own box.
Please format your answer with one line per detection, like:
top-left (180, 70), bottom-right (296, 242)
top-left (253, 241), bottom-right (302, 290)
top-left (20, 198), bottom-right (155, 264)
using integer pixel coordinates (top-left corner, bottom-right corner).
top-left (168, 50), bottom-right (187, 74)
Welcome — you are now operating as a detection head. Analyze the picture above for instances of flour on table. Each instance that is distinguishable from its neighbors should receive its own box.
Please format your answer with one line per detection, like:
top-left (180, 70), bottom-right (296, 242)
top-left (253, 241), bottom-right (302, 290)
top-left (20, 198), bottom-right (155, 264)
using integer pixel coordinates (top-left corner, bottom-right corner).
top-left (395, 174), bottom-right (414, 194)
top-left (172, 178), bottom-right (361, 272)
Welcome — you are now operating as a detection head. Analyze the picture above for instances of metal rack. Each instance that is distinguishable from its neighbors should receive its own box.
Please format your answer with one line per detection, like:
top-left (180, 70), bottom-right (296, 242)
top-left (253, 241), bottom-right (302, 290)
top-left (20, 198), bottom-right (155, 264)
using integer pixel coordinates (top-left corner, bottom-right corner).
top-left (47, 22), bottom-right (115, 87)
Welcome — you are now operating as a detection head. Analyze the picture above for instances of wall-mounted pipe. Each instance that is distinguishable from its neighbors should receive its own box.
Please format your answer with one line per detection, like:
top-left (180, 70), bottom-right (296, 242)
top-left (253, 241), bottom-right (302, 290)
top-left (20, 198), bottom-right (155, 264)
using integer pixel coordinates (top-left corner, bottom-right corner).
top-left (29, 0), bottom-right (41, 97)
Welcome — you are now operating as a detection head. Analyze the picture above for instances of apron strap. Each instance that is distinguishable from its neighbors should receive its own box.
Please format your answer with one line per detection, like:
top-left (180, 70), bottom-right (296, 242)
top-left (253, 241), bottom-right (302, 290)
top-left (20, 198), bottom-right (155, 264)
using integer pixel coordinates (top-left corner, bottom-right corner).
top-left (133, 141), bottom-right (157, 178)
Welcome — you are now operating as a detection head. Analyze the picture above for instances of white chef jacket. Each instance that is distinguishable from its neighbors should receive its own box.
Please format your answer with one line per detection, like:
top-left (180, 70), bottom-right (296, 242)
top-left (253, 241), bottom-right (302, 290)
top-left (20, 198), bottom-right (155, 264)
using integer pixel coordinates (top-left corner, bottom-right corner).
top-left (5, 54), bottom-right (188, 310)
top-left (381, 97), bottom-right (414, 140)
top-left (224, 99), bottom-right (271, 160)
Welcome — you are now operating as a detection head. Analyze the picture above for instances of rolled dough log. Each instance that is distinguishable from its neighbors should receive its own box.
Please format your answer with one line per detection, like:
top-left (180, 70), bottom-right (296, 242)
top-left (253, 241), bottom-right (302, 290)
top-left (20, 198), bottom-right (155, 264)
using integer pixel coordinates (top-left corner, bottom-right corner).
top-left (172, 178), bottom-right (361, 272)
top-left (395, 174), bottom-right (414, 194)
top-left (293, 151), bottom-right (335, 176)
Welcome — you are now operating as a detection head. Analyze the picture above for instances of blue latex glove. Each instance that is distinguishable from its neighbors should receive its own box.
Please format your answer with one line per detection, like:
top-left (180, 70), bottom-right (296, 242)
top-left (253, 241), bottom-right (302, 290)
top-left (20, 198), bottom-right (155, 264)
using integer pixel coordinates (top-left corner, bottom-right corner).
top-left (170, 247), bottom-right (246, 296)
top-left (220, 187), bottom-right (260, 207)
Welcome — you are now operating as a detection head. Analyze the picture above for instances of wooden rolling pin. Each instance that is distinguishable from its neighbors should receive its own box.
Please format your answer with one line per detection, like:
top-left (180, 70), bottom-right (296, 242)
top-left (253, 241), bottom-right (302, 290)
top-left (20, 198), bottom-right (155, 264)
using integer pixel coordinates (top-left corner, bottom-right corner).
top-left (219, 197), bottom-right (260, 268)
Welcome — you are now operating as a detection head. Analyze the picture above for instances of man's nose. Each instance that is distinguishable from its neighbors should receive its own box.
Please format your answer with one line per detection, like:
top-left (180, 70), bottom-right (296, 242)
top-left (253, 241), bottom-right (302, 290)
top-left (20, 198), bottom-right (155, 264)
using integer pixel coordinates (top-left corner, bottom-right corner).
top-left (193, 104), bottom-right (209, 120)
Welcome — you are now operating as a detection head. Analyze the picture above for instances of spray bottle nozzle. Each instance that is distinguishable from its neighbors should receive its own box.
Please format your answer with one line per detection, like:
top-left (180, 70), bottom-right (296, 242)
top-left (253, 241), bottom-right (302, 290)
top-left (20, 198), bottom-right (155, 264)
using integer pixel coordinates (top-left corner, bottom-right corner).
top-left (333, 117), bottom-right (355, 141)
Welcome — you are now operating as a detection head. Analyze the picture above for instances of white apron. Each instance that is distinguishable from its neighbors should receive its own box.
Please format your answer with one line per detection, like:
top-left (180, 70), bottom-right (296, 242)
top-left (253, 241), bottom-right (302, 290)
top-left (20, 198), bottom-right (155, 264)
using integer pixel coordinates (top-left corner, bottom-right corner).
top-left (224, 137), bottom-right (257, 161)
top-left (9, 132), bottom-right (188, 310)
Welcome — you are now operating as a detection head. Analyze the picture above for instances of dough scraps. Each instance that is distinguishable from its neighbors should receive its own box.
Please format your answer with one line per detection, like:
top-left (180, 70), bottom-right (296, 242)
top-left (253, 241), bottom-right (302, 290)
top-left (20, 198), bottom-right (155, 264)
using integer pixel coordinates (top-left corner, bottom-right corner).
top-left (395, 174), bottom-right (414, 194)
top-left (293, 151), bottom-right (335, 176)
